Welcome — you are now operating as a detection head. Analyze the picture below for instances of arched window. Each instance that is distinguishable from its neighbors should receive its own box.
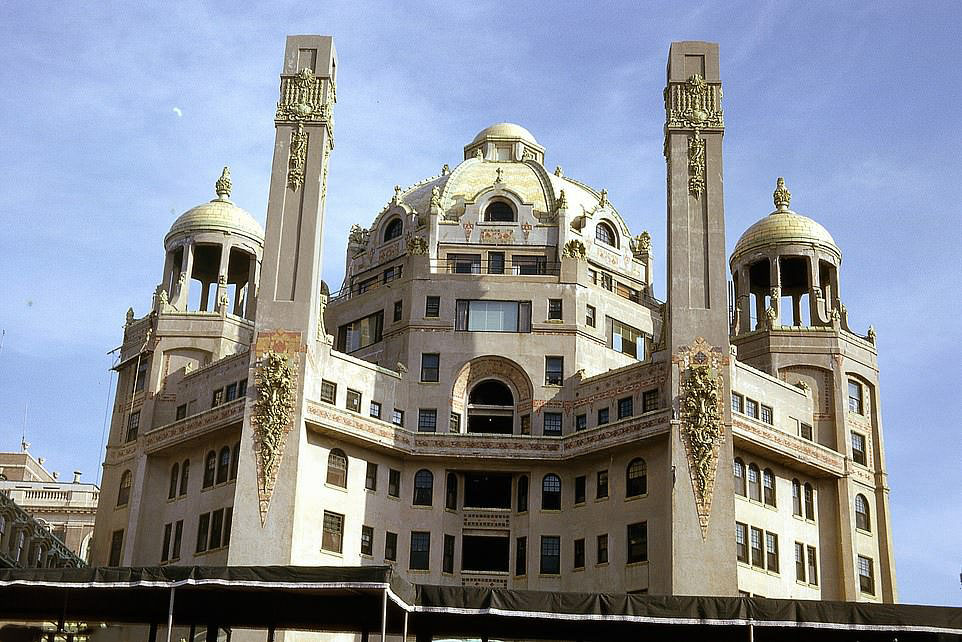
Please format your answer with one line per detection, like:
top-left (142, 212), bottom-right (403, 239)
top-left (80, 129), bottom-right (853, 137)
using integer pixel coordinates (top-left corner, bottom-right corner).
top-left (517, 475), bottom-right (528, 512)
top-left (855, 493), bottom-right (871, 531)
top-left (383, 218), bottom-right (403, 242)
top-left (467, 379), bottom-right (515, 434)
top-left (626, 458), bottom-right (647, 497)
top-left (203, 451), bottom-right (216, 488)
top-left (179, 459), bottom-right (190, 496)
top-left (117, 470), bottom-right (132, 507)
top-left (216, 446), bottom-right (230, 485)
top-left (804, 483), bottom-right (815, 520)
top-left (762, 468), bottom-right (776, 507)
top-left (792, 479), bottom-right (802, 516)
top-left (483, 200), bottom-right (515, 222)
top-left (747, 463), bottom-right (761, 501)
top-left (542, 474), bottom-right (561, 510)
top-left (229, 442), bottom-right (240, 480)
top-left (327, 449), bottom-right (348, 488)
top-left (446, 473), bottom-right (458, 510)
top-left (414, 469), bottom-right (433, 506)
top-left (168, 463), bottom-right (179, 500)
top-left (734, 458), bottom-right (746, 496)
top-left (595, 222), bottom-right (617, 247)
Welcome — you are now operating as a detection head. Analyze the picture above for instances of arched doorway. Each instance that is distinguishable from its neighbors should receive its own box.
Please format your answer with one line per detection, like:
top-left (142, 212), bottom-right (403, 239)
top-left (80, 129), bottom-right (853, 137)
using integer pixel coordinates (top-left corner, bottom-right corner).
top-left (467, 379), bottom-right (514, 434)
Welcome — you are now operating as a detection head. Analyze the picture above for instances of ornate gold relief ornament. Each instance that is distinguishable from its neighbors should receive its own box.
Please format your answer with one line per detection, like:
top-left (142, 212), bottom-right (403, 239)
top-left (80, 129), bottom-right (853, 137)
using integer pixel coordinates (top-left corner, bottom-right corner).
top-left (665, 74), bottom-right (724, 130)
top-left (687, 131), bottom-right (706, 197)
top-left (287, 124), bottom-right (308, 190)
top-left (276, 67), bottom-right (328, 122)
top-left (251, 334), bottom-right (302, 525)
top-left (673, 337), bottom-right (729, 537)
top-left (407, 236), bottom-right (428, 255)
top-left (562, 239), bottom-right (586, 260)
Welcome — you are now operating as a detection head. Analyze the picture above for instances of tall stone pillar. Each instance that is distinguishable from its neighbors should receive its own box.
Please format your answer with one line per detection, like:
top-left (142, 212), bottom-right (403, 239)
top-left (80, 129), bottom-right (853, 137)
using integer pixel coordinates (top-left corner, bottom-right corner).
top-left (662, 41), bottom-right (736, 596)
top-left (229, 35), bottom-right (336, 566)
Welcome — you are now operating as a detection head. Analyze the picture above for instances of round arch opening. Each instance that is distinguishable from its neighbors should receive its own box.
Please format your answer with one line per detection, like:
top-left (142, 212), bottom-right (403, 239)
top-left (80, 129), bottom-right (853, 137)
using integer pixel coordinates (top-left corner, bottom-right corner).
top-left (467, 379), bottom-right (514, 434)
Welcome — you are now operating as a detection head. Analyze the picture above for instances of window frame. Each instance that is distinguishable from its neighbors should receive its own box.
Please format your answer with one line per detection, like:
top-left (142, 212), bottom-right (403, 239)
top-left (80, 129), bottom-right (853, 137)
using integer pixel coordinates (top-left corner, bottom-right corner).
top-left (858, 555), bottom-right (875, 595)
top-left (410, 531), bottom-right (431, 570)
top-left (326, 449), bottom-right (348, 488)
top-left (413, 469), bottom-right (434, 506)
top-left (544, 356), bottom-right (563, 386)
top-left (855, 493), bottom-right (871, 532)
top-left (735, 522), bottom-right (749, 563)
top-left (627, 522), bottom-right (648, 564)
top-left (420, 353), bottom-right (440, 382)
top-left (618, 396), bottom-right (633, 420)
top-left (364, 462), bottom-right (378, 492)
top-left (543, 412), bottom-right (562, 436)
top-left (418, 408), bottom-right (438, 432)
top-left (596, 533), bottom-right (608, 565)
top-left (321, 510), bottom-right (344, 554)
top-left (346, 389), bottom-right (362, 413)
top-left (626, 458), bottom-right (647, 498)
top-left (540, 535), bottom-right (561, 575)
top-left (547, 299), bottom-right (562, 321)
top-left (541, 473), bottom-right (561, 511)
top-left (851, 431), bottom-right (867, 466)
top-left (424, 295), bottom-right (440, 318)
top-left (361, 525), bottom-right (374, 556)
top-left (596, 470), bottom-right (609, 499)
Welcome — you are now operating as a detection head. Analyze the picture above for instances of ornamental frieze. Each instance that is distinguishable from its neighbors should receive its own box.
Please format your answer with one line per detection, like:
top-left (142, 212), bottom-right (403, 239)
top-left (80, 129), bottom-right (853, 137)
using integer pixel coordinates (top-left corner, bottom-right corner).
top-left (143, 398), bottom-right (246, 453)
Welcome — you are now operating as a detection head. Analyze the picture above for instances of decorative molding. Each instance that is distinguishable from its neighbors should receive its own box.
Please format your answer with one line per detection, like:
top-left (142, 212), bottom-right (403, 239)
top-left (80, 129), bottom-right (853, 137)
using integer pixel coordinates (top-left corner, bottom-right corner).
top-left (275, 67), bottom-right (330, 123)
top-left (287, 123), bottom-right (307, 190)
top-left (251, 349), bottom-right (298, 526)
top-left (562, 239), bottom-right (586, 260)
top-left (665, 74), bottom-right (724, 130)
top-left (631, 231), bottom-right (651, 258)
top-left (407, 236), bottom-right (428, 255)
top-left (687, 131), bottom-right (706, 197)
top-left (673, 337), bottom-right (729, 537)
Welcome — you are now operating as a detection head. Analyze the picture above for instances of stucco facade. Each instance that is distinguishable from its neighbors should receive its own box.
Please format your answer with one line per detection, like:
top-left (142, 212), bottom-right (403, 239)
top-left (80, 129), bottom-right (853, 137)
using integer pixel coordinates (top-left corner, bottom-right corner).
top-left (90, 36), bottom-right (896, 605)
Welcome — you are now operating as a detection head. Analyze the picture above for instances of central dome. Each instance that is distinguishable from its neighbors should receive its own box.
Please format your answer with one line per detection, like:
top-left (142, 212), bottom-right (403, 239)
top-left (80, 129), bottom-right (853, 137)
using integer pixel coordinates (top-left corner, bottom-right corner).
top-left (464, 122), bottom-right (545, 163)
top-left (165, 167), bottom-right (265, 249)
top-left (471, 122), bottom-right (539, 147)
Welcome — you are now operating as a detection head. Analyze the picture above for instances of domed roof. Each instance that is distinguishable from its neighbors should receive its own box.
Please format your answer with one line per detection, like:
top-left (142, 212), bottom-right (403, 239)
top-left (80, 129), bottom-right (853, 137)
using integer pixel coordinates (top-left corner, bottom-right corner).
top-left (732, 178), bottom-right (839, 261)
top-left (166, 167), bottom-right (265, 246)
top-left (471, 122), bottom-right (540, 146)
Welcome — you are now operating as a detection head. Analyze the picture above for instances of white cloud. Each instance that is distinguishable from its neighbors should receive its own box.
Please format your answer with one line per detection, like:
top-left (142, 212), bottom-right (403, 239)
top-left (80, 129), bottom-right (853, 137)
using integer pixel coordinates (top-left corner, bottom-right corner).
top-left (172, 106), bottom-right (183, 117)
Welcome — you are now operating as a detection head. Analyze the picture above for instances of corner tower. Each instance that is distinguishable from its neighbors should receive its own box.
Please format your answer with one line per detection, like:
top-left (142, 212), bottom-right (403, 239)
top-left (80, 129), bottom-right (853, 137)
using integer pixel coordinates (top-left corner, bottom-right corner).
top-left (661, 42), bottom-right (736, 595)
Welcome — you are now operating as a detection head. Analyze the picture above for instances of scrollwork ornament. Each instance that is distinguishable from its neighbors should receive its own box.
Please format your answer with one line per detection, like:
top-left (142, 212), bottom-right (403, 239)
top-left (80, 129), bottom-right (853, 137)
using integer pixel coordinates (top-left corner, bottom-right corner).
top-left (687, 130), bottom-right (706, 197)
top-left (287, 123), bottom-right (308, 190)
top-left (251, 350), bottom-right (298, 525)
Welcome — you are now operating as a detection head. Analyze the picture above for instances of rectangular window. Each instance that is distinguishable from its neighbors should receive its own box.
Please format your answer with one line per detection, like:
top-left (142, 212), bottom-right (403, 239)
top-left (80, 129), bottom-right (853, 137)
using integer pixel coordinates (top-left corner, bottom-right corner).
top-left (383, 265), bottom-right (402, 284)
top-left (392, 409), bottom-right (404, 427)
top-left (238, 379), bottom-right (247, 397)
top-left (586, 305), bottom-right (596, 328)
top-left (795, 542), bottom-right (806, 582)
top-left (851, 432), bottom-right (867, 465)
top-left (597, 407), bottom-right (609, 425)
top-left (488, 252), bottom-right (505, 275)
top-left (766, 532), bottom-right (779, 572)
top-left (320, 380), bottom-right (337, 405)
top-left (175, 404), bottom-right (187, 420)
top-left (421, 353), bottom-right (440, 382)
top-left (607, 318), bottom-right (644, 359)
top-left (322, 511), bottom-right (344, 554)
top-left (793, 481), bottom-right (802, 516)
top-left (574, 475), bottom-right (586, 504)
top-left (540, 536), bottom-right (561, 574)
top-left (456, 300), bottom-right (531, 332)
top-left (735, 522), bottom-right (748, 563)
top-left (223, 507), bottom-right (232, 547)
top-left (209, 508), bottom-right (224, 550)
top-left (745, 398), bottom-right (759, 419)
top-left (443, 534), bottom-right (455, 574)
top-left (543, 412), bottom-right (562, 436)
top-left (513, 255), bottom-right (547, 275)
top-left (858, 555), bottom-right (874, 595)
top-left (449, 412), bottom-right (461, 433)
top-left (601, 272), bottom-right (613, 291)
top-left (425, 296), bottom-right (440, 318)
top-left (618, 396), bottom-right (633, 419)
top-left (196, 513), bottom-right (210, 554)
top-left (108, 530), bottom-right (124, 566)
top-left (448, 253), bottom-right (481, 274)
top-left (161, 523), bottom-right (172, 562)
top-left (369, 401), bottom-right (382, 419)
top-left (731, 392), bottom-right (743, 414)
top-left (172, 520), bottom-right (183, 560)
top-left (804, 484), bottom-right (816, 521)
top-left (597, 470), bottom-right (609, 499)
top-left (545, 356), bottom-right (563, 385)
top-left (575, 413), bottom-right (587, 431)
top-left (410, 532), bottom-right (430, 570)
top-left (125, 411), bottom-right (140, 443)
top-left (361, 525), bottom-right (374, 556)
top-left (354, 276), bottom-right (377, 295)
top-left (393, 300), bottom-right (403, 322)
top-left (346, 389), bottom-right (362, 413)
top-left (596, 534), bottom-right (608, 564)
top-left (520, 414), bottom-right (530, 435)
top-left (848, 380), bottom-right (864, 414)
top-left (761, 405), bottom-right (773, 425)
top-left (800, 422), bottom-right (813, 441)
top-left (384, 531), bottom-right (398, 561)
top-left (627, 522), bottom-right (647, 563)
top-left (337, 311), bottom-right (384, 353)
top-left (133, 359), bottom-right (149, 393)
top-left (516, 536), bottom-right (527, 576)
top-left (225, 382), bottom-right (238, 402)
top-left (573, 538), bottom-right (585, 569)
top-left (642, 389), bottom-right (659, 413)
top-left (388, 469), bottom-right (401, 498)
top-left (547, 299), bottom-right (562, 320)
top-left (365, 462), bottom-right (378, 491)
top-left (807, 546), bottom-right (818, 585)
top-left (418, 409), bottom-right (438, 432)
top-left (750, 527), bottom-right (764, 568)
top-left (211, 388), bottom-right (224, 408)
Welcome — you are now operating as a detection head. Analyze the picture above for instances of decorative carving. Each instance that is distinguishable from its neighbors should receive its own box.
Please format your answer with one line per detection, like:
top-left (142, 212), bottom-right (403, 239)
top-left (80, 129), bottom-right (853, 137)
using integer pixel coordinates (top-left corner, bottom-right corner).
top-left (520, 221), bottom-right (532, 239)
top-left (215, 167), bottom-right (232, 199)
top-left (441, 163), bottom-right (450, 175)
top-left (407, 236), bottom-right (428, 255)
top-left (554, 165), bottom-right (563, 177)
top-left (462, 222), bottom-right (474, 240)
top-left (687, 131), bottom-right (706, 197)
top-left (673, 337), bottom-right (728, 536)
top-left (556, 189), bottom-right (568, 210)
top-left (275, 67), bottom-right (329, 122)
top-left (430, 186), bottom-right (442, 210)
top-left (598, 189), bottom-right (609, 208)
top-left (766, 305), bottom-right (779, 329)
top-left (348, 224), bottom-right (369, 247)
top-left (795, 380), bottom-right (811, 393)
top-left (665, 74), bottom-right (724, 129)
top-left (125, 307), bottom-right (134, 325)
top-left (522, 149), bottom-right (536, 161)
top-left (474, 148), bottom-right (483, 161)
top-left (495, 167), bottom-right (504, 183)
top-left (251, 350), bottom-right (298, 525)
top-left (773, 177), bottom-right (791, 210)
top-left (287, 123), bottom-right (307, 190)
top-left (217, 289), bottom-right (229, 312)
top-left (154, 286), bottom-right (168, 308)
top-left (562, 239), bottom-right (587, 260)
top-left (631, 231), bottom-right (651, 257)
top-left (392, 185), bottom-right (402, 204)
top-left (867, 325), bottom-right (876, 344)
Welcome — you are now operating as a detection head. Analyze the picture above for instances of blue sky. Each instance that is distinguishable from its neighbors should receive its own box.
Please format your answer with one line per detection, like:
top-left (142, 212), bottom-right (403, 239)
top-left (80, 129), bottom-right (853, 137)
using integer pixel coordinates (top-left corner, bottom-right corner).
top-left (1, 1), bottom-right (959, 604)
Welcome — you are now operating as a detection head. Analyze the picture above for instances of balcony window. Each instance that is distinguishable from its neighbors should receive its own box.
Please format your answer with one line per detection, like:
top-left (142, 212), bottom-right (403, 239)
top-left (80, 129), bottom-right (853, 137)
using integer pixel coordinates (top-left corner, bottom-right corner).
top-left (337, 311), bottom-right (383, 353)
top-left (512, 255), bottom-right (547, 275)
top-left (448, 253), bottom-right (481, 274)
top-left (488, 252), bottom-right (505, 274)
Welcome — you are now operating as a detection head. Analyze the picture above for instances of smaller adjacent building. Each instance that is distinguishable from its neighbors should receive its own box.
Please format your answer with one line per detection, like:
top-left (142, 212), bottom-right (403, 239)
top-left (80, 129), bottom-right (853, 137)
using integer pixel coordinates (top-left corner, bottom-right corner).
top-left (0, 449), bottom-right (97, 565)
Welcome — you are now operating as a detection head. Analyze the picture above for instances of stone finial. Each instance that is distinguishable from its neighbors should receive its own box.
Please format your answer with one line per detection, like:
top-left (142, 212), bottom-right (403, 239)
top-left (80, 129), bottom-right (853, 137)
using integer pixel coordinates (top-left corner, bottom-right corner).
top-left (393, 185), bottom-right (402, 204)
top-left (495, 167), bottom-right (504, 183)
top-left (554, 165), bottom-right (563, 177)
top-left (867, 325), bottom-right (876, 344)
top-left (430, 186), bottom-right (442, 209)
top-left (441, 163), bottom-right (450, 175)
top-left (474, 148), bottom-right (483, 161)
top-left (599, 188), bottom-right (609, 208)
top-left (125, 307), bottom-right (135, 325)
top-left (556, 189), bottom-right (568, 210)
top-left (215, 166), bottom-right (232, 200)
top-left (773, 177), bottom-right (791, 211)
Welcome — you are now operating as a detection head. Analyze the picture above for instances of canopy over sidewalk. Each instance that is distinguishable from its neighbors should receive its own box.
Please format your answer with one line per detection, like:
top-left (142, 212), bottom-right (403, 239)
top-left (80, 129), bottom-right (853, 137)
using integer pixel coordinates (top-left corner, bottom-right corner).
top-left (0, 566), bottom-right (959, 641)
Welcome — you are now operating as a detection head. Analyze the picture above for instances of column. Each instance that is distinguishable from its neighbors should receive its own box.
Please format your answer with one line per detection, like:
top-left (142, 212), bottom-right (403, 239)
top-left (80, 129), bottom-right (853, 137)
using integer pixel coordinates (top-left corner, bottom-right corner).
top-left (216, 241), bottom-right (232, 314)
top-left (735, 265), bottom-right (751, 334)
top-left (176, 241), bottom-right (194, 311)
top-left (245, 253), bottom-right (258, 320)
